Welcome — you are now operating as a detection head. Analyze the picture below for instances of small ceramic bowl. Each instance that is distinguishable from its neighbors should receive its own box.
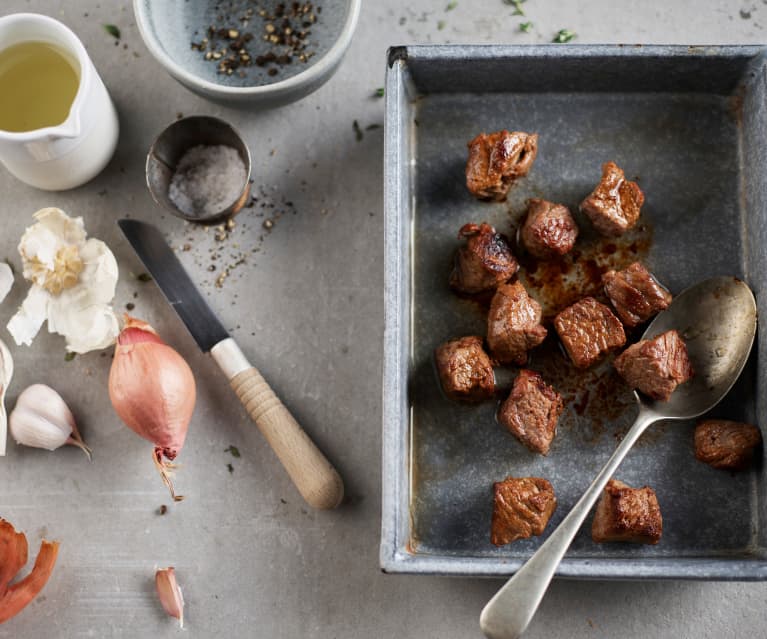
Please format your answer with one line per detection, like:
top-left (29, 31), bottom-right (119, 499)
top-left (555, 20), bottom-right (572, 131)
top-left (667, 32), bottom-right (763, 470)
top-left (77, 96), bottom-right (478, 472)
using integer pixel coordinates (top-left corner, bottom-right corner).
top-left (146, 116), bottom-right (251, 224)
top-left (133, 0), bottom-right (360, 107)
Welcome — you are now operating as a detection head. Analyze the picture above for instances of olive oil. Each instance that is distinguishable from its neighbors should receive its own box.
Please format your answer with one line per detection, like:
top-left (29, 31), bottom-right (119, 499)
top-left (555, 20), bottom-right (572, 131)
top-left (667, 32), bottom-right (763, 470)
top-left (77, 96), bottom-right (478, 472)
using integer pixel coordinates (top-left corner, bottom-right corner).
top-left (0, 41), bottom-right (79, 133)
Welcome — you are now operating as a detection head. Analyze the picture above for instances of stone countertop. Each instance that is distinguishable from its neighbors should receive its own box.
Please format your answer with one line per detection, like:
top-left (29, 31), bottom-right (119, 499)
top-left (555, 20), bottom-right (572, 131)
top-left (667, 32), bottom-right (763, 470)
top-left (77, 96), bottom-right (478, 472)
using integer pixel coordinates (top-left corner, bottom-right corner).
top-left (0, 1), bottom-right (765, 637)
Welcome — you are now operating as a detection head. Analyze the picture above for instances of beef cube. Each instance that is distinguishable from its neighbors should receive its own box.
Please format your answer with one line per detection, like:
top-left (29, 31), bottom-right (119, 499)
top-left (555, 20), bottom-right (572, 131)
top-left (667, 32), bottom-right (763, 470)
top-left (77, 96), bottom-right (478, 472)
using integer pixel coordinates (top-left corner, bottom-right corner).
top-left (580, 161), bottom-right (645, 237)
top-left (434, 336), bottom-right (495, 402)
top-left (449, 222), bottom-right (519, 295)
top-left (520, 198), bottom-right (579, 259)
top-left (487, 282), bottom-right (548, 365)
top-left (592, 479), bottom-right (662, 544)
top-left (554, 297), bottom-right (626, 368)
top-left (694, 419), bottom-right (762, 470)
top-left (498, 370), bottom-right (563, 455)
top-left (603, 262), bottom-right (672, 328)
top-left (466, 130), bottom-right (538, 201)
top-left (491, 476), bottom-right (557, 546)
top-left (614, 330), bottom-right (693, 401)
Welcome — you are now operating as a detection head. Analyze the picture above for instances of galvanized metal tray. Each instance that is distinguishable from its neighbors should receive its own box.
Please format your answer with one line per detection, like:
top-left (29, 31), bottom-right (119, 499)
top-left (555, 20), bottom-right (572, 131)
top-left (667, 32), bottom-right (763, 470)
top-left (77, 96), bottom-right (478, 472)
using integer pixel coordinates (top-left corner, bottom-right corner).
top-left (382, 44), bottom-right (767, 578)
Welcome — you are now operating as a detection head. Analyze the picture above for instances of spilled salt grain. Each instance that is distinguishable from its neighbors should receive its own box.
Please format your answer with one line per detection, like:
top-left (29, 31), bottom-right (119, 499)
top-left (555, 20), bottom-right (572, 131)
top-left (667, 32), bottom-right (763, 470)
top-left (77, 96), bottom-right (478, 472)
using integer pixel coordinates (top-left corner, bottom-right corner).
top-left (168, 145), bottom-right (247, 218)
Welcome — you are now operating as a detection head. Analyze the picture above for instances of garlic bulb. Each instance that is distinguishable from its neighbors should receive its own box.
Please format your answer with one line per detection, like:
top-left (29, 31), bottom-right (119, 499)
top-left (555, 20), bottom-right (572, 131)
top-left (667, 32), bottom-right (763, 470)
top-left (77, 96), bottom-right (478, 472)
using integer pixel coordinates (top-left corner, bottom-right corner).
top-left (0, 339), bottom-right (14, 456)
top-left (9, 384), bottom-right (91, 458)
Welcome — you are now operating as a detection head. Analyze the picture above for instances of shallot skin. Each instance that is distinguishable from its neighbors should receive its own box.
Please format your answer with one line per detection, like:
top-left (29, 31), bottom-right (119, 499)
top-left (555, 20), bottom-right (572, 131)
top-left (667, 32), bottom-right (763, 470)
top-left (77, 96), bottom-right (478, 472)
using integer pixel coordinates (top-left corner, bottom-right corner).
top-left (108, 316), bottom-right (195, 460)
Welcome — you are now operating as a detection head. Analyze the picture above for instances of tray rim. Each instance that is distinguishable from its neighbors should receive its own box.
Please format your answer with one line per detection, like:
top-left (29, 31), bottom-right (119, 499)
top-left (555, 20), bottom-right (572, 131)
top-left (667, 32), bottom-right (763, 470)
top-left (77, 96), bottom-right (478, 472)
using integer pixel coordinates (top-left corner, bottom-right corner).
top-left (381, 43), bottom-right (767, 579)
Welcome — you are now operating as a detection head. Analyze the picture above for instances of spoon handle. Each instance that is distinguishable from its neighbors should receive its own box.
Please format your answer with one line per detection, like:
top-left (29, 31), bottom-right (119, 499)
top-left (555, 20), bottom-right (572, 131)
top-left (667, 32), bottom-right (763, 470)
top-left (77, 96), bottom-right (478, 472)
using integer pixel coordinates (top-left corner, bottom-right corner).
top-left (479, 406), bottom-right (657, 639)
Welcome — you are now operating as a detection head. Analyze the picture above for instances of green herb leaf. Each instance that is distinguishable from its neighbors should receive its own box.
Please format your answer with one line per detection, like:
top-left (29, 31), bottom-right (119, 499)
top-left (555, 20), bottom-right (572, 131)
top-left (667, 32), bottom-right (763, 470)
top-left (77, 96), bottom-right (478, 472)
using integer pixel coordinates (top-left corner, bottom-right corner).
top-left (225, 445), bottom-right (241, 458)
top-left (227, 463), bottom-right (234, 474)
top-left (553, 28), bottom-right (576, 43)
top-left (446, 1), bottom-right (458, 10)
top-left (137, 273), bottom-right (152, 282)
top-left (65, 352), bottom-right (76, 362)
top-left (373, 87), bottom-right (385, 98)
top-left (353, 120), bottom-right (363, 142)
top-left (103, 24), bottom-right (121, 39)
top-left (366, 123), bottom-right (381, 131)
top-left (503, 0), bottom-right (526, 16)
top-left (520, 21), bottom-right (533, 32)
top-left (437, 19), bottom-right (446, 30)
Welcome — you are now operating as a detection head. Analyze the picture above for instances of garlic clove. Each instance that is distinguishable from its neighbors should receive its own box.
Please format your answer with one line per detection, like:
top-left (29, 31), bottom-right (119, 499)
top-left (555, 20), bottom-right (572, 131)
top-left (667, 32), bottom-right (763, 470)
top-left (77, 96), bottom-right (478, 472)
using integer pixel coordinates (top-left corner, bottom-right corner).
top-left (9, 384), bottom-right (91, 458)
top-left (0, 518), bottom-right (60, 624)
top-left (155, 567), bottom-right (184, 628)
top-left (0, 261), bottom-right (14, 305)
top-left (0, 339), bottom-right (14, 456)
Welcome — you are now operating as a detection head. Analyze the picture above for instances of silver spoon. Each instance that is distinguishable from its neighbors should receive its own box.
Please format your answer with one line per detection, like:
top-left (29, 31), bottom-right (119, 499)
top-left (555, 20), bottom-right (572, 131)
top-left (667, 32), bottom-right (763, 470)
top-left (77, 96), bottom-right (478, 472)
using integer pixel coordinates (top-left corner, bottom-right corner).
top-left (480, 276), bottom-right (757, 639)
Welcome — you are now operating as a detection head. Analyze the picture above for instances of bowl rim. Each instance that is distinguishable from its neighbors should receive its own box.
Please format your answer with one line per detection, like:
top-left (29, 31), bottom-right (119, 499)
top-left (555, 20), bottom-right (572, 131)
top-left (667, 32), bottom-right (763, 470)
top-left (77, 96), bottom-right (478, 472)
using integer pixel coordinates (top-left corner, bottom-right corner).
top-left (133, 0), bottom-right (361, 96)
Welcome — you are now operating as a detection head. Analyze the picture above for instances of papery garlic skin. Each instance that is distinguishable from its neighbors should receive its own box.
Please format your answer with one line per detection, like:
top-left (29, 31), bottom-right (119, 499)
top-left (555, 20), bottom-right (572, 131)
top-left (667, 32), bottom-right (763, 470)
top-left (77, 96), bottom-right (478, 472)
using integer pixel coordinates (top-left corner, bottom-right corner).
top-left (7, 208), bottom-right (119, 354)
top-left (0, 339), bottom-right (14, 456)
top-left (9, 384), bottom-right (90, 458)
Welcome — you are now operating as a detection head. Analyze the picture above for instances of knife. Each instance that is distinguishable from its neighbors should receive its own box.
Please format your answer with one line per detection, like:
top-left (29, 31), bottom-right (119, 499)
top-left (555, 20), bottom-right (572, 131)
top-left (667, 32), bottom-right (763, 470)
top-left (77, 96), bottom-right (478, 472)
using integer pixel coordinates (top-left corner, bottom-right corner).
top-left (118, 219), bottom-right (344, 510)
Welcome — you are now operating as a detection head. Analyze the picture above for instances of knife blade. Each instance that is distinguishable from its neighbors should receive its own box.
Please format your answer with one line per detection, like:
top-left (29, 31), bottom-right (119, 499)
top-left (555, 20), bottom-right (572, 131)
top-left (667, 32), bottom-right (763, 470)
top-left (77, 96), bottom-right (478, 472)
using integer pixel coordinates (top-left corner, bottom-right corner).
top-left (118, 219), bottom-right (344, 510)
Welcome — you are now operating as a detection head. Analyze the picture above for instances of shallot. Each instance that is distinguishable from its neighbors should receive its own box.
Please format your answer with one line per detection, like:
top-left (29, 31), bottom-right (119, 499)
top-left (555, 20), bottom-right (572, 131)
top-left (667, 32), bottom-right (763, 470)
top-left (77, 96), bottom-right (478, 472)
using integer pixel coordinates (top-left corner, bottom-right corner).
top-left (108, 316), bottom-right (196, 500)
top-left (155, 567), bottom-right (184, 627)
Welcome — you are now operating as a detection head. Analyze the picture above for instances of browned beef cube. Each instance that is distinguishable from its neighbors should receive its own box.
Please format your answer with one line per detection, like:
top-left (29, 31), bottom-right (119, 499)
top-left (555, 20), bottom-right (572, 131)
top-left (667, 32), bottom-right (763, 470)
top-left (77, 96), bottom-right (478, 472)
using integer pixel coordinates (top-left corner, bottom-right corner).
top-left (434, 336), bottom-right (495, 402)
top-left (498, 370), bottom-right (563, 455)
top-left (520, 198), bottom-right (579, 259)
top-left (580, 162), bottom-right (645, 237)
top-left (491, 476), bottom-right (557, 546)
top-left (614, 330), bottom-right (693, 401)
top-left (449, 222), bottom-right (519, 295)
top-left (487, 282), bottom-right (548, 365)
top-left (603, 262), bottom-right (672, 328)
top-left (466, 130), bottom-right (538, 201)
top-left (554, 297), bottom-right (626, 369)
top-left (592, 479), bottom-right (662, 544)
top-left (694, 420), bottom-right (762, 470)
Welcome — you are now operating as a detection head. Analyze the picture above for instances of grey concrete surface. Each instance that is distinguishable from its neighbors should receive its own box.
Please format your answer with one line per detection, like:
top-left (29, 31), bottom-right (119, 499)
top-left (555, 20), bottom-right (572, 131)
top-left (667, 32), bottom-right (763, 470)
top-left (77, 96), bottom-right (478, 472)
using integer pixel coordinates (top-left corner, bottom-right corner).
top-left (0, 1), bottom-right (765, 637)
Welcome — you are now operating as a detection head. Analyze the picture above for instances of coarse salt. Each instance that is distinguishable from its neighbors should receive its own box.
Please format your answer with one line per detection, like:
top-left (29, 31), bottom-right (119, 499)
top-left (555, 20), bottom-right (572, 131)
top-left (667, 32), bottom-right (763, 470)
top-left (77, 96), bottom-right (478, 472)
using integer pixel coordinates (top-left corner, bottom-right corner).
top-left (168, 145), bottom-right (247, 218)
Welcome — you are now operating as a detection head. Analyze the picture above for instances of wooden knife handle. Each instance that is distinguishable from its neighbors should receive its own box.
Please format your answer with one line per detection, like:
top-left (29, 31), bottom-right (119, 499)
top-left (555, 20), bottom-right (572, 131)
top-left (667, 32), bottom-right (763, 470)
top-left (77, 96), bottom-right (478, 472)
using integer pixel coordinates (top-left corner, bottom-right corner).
top-left (230, 366), bottom-right (345, 510)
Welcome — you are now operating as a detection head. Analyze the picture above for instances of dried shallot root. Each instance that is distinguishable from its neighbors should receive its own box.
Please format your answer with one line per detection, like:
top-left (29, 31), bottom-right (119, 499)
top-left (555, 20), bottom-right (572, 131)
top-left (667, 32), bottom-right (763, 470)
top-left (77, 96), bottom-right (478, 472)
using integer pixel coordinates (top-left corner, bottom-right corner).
top-left (0, 518), bottom-right (60, 624)
top-left (108, 316), bottom-right (196, 501)
top-left (155, 567), bottom-right (184, 627)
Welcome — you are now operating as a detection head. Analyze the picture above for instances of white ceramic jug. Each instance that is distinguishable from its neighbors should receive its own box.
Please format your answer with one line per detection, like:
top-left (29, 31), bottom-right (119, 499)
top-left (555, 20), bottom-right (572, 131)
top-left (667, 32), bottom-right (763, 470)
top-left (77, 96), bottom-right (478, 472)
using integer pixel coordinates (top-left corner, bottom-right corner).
top-left (0, 13), bottom-right (119, 190)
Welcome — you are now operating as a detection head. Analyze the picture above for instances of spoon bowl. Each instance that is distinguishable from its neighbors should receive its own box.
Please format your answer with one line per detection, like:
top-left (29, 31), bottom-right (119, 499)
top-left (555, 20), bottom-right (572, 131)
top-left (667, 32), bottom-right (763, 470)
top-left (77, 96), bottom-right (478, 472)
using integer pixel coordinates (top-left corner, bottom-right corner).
top-left (639, 276), bottom-right (757, 420)
top-left (480, 276), bottom-right (757, 639)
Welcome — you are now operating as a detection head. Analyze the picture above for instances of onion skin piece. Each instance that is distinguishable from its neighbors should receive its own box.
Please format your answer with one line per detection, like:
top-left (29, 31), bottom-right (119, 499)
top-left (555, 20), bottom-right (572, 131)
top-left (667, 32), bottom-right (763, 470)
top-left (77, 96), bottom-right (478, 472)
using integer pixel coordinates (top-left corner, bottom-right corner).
top-left (108, 315), bottom-right (196, 461)
top-left (0, 519), bottom-right (60, 624)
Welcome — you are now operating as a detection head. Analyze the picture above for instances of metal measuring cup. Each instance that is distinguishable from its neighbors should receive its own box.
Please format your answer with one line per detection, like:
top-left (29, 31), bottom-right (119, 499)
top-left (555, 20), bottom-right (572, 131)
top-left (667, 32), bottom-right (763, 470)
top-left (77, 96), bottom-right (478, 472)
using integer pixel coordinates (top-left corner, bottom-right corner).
top-left (145, 116), bottom-right (251, 225)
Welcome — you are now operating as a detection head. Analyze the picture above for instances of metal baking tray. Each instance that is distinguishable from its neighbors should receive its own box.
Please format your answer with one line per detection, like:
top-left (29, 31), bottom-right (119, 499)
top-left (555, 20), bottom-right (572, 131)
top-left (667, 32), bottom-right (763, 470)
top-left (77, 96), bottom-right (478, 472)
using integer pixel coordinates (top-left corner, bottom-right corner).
top-left (381, 44), bottom-right (767, 578)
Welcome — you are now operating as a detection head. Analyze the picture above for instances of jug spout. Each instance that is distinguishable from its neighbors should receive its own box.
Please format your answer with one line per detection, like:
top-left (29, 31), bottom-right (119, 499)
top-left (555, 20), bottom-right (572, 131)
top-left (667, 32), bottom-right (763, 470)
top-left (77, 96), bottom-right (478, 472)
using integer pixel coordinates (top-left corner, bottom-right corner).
top-left (51, 114), bottom-right (81, 140)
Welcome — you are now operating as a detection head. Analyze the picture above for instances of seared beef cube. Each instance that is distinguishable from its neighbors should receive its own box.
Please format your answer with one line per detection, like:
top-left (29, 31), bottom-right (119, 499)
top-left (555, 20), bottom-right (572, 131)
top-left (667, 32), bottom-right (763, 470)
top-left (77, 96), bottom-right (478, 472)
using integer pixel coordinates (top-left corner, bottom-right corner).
top-left (580, 162), bottom-right (645, 237)
top-left (592, 479), bottom-right (662, 544)
top-left (449, 222), bottom-right (519, 295)
top-left (614, 330), bottom-right (693, 401)
top-left (603, 262), bottom-right (672, 328)
top-left (434, 336), bottom-right (495, 402)
top-left (520, 198), bottom-right (579, 259)
top-left (487, 282), bottom-right (547, 365)
top-left (694, 420), bottom-right (762, 470)
top-left (498, 370), bottom-right (563, 455)
top-left (491, 476), bottom-right (557, 546)
top-left (466, 130), bottom-right (538, 201)
top-left (554, 297), bottom-right (626, 369)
